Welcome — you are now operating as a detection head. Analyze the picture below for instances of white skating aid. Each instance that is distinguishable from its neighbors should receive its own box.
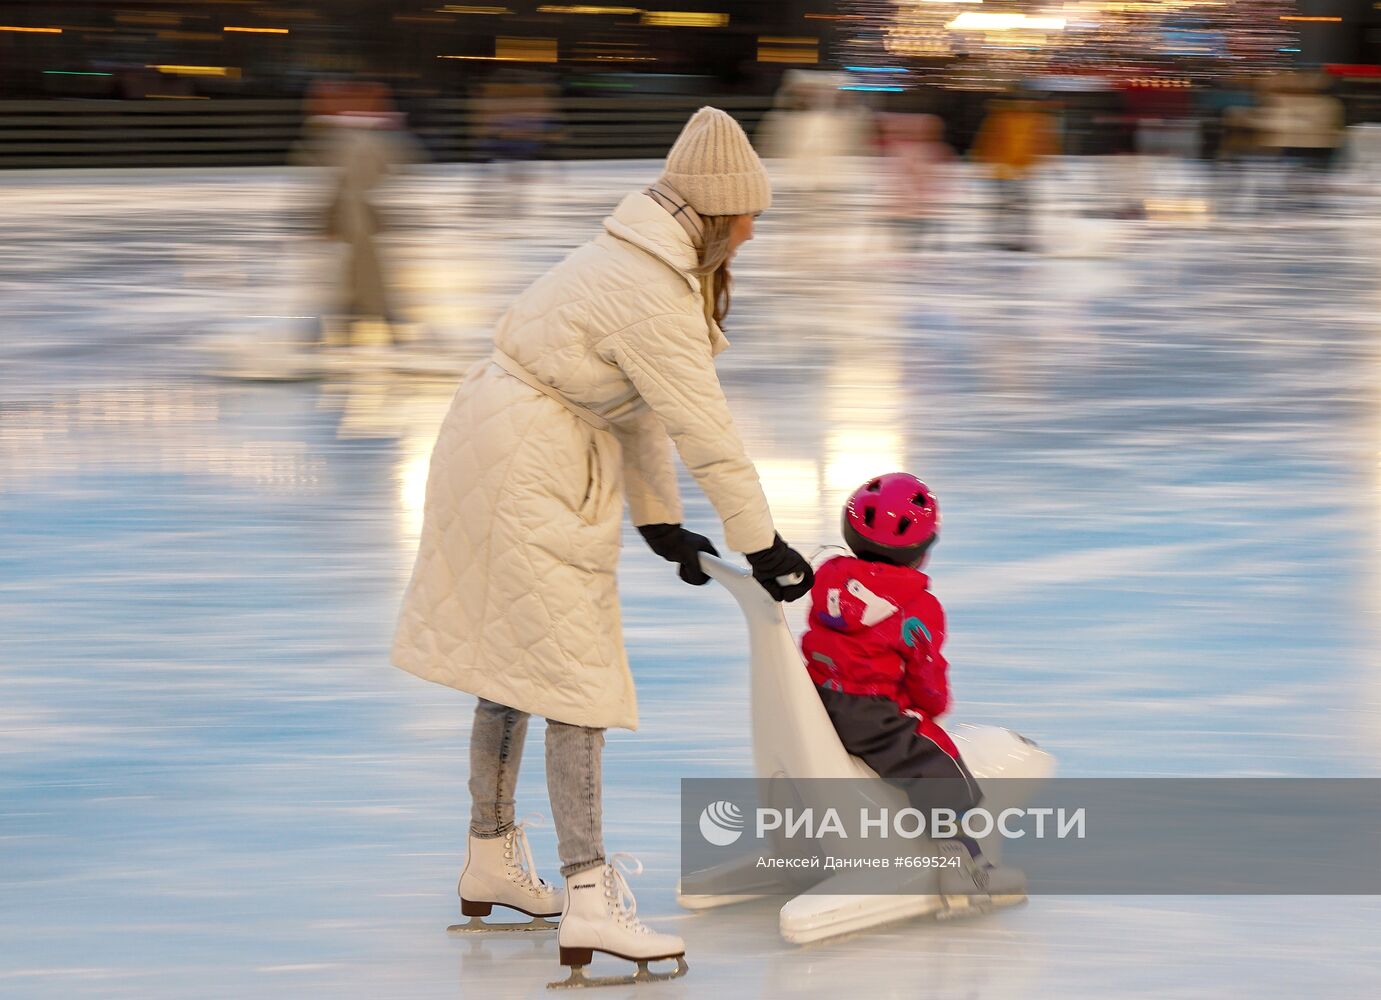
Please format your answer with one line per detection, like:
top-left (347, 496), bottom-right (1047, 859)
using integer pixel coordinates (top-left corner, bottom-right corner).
top-left (449, 820), bottom-right (563, 933)
top-left (681, 554), bottom-right (1054, 945)
top-left (549, 855), bottom-right (689, 989)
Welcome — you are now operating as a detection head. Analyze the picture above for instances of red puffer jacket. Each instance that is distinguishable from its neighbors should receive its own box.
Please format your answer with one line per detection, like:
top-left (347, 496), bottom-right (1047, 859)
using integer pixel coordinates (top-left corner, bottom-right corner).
top-left (801, 555), bottom-right (950, 719)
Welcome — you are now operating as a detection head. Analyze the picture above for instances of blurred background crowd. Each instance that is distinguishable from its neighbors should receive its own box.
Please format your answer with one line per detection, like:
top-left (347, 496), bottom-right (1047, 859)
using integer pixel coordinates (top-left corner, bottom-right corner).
top-left (4, 2), bottom-right (1375, 345)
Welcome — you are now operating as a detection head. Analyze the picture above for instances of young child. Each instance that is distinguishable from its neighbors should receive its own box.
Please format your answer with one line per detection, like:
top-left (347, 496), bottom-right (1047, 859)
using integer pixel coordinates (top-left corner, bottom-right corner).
top-left (803, 473), bottom-right (1022, 895)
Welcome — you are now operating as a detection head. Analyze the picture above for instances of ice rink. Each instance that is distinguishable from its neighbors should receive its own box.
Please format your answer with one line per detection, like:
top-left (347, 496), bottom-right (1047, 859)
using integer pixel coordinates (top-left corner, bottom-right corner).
top-left (2, 160), bottom-right (1380, 998)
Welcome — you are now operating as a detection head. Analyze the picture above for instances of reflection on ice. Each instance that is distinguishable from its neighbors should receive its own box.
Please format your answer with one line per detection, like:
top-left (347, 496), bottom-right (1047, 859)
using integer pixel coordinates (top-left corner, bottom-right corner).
top-left (0, 388), bottom-right (326, 495)
top-left (397, 435), bottom-right (434, 550)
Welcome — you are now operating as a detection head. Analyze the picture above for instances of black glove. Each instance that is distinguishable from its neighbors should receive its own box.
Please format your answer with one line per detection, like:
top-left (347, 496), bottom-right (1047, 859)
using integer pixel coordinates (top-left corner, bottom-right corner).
top-left (745, 534), bottom-right (814, 602)
top-left (637, 523), bottom-right (719, 586)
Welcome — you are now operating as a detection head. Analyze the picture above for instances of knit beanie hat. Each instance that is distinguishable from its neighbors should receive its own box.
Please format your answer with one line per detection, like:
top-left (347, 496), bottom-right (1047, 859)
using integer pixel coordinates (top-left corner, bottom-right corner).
top-left (659, 107), bottom-right (771, 217)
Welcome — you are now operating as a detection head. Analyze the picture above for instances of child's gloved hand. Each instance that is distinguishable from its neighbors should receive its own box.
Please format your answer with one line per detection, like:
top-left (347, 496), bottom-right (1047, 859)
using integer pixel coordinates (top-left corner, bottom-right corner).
top-left (636, 523), bottom-right (719, 586)
top-left (745, 534), bottom-right (814, 602)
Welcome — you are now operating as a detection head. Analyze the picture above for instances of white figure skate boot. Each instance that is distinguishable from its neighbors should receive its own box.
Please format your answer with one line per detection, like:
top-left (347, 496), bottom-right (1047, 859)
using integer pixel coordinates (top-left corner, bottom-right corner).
top-left (936, 841), bottom-right (1027, 920)
top-left (449, 821), bottom-right (563, 932)
top-left (549, 854), bottom-right (689, 989)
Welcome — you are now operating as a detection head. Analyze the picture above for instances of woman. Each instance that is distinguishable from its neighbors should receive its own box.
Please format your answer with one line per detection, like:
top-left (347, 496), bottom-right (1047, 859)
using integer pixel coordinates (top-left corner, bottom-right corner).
top-left (392, 108), bottom-right (813, 979)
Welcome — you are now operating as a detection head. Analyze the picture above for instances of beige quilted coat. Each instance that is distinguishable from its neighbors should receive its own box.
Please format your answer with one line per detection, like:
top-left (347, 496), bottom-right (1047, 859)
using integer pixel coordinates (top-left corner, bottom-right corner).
top-left (392, 192), bottom-right (776, 730)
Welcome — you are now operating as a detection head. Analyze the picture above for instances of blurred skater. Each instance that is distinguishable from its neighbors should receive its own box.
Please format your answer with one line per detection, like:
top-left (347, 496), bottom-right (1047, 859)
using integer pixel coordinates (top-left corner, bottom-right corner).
top-left (294, 80), bottom-right (420, 346)
top-left (1259, 74), bottom-right (1345, 211)
top-left (1214, 104), bottom-right (1264, 217)
top-left (877, 113), bottom-right (955, 253)
top-left (757, 71), bottom-right (873, 266)
top-left (471, 71), bottom-right (563, 220)
top-left (970, 97), bottom-right (1058, 252)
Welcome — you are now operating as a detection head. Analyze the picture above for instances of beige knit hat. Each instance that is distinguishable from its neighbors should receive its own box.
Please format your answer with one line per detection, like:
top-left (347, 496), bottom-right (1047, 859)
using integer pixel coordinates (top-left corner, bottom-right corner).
top-left (659, 106), bottom-right (771, 218)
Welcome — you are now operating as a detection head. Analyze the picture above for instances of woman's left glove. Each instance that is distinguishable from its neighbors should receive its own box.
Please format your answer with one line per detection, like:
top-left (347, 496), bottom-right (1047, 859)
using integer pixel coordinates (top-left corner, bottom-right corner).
top-left (637, 523), bottom-right (719, 586)
top-left (745, 534), bottom-right (815, 602)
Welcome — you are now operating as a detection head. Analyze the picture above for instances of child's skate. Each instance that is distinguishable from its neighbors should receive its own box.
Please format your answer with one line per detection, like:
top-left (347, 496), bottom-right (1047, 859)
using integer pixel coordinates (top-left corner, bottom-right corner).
top-left (548, 855), bottom-right (689, 989)
top-left (448, 821), bottom-right (562, 932)
top-left (935, 841), bottom-right (1027, 921)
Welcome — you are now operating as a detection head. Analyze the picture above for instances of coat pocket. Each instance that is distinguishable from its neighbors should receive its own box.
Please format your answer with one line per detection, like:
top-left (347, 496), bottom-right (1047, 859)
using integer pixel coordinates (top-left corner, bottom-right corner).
top-left (577, 439), bottom-right (601, 523)
top-left (576, 431), bottom-right (621, 526)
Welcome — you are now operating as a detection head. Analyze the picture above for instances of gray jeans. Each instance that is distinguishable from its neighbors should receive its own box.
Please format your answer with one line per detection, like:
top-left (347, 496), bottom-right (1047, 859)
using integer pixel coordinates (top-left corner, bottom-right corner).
top-left (468, 697), bottom-right (606, 878)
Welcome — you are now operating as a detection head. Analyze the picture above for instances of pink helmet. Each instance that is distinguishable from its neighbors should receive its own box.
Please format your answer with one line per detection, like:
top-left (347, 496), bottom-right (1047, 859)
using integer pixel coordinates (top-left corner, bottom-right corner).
top-left (842, 473), bottom-right (940, 566)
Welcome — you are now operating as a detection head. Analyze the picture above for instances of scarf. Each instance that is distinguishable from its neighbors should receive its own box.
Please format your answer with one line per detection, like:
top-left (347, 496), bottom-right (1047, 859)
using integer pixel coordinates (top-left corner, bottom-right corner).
top-left (643, 179), bottom-right (705, 249)
top-left (644, 179), bottom-right (722, 334)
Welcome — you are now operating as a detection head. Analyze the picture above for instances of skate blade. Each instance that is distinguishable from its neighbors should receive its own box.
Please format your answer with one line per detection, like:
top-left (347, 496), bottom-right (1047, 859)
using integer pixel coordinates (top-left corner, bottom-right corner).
top-left (447, 915), bottom-right (559, 933)
top-left (547, 956), bottom-right (688, 989)
top-left (779, 894), bottom-right (945, 945)
top-left (936, 892), bottom-right (1027, 922)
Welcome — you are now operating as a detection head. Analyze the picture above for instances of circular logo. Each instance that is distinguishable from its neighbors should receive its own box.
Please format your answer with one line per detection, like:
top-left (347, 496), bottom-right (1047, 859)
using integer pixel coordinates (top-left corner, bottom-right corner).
top-left (698, 800), bottom-right (744, 847)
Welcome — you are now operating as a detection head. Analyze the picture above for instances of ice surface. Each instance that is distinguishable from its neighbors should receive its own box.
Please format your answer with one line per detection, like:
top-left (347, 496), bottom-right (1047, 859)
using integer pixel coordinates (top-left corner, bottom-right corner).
top-left (1, 161), bottom-right (1379, 998)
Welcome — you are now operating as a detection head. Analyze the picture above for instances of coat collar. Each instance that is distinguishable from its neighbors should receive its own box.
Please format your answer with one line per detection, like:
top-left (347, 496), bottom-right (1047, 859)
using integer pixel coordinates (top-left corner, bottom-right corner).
top-left (603, 192), bottom-right (701, 294)
top-left (603, 192), bottom-right (731, 357)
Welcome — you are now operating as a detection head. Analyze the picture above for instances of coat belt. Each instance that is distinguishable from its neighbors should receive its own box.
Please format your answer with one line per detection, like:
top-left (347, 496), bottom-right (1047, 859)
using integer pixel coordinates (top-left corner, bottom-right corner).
top-left (490, 349), bottom-right (612, 433)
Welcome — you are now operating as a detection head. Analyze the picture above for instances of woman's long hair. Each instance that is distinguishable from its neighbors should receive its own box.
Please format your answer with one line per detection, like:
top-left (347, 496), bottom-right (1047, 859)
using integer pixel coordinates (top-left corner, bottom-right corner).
top-left (691, 215), bottom-right (733, 327)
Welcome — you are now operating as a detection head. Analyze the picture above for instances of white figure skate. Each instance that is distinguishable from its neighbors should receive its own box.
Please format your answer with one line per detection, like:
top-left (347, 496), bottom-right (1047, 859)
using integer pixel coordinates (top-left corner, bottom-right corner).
top-left (448, 820), bottom-right (563, 932)
top-left (548, 855), bottom-right (689, 989)
top-left (680, 554), bottom-right (1055, 945)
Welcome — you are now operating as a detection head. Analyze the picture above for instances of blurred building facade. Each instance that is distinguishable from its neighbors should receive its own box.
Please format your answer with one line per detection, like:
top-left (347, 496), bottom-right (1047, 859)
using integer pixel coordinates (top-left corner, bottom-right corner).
top-left (1, 1), bottom-right (1377, 100)
top-left (0, 2), bottom-right (846, 100)
top-left (0, 1), bottom-right (1376, 167)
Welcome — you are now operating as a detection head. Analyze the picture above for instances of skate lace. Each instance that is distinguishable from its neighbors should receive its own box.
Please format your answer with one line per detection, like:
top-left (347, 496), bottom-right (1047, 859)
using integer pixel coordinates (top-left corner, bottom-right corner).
top-left (605, 853), bottom-right (652, 934)
top-left (507, 816), bottom-right (554, 894)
